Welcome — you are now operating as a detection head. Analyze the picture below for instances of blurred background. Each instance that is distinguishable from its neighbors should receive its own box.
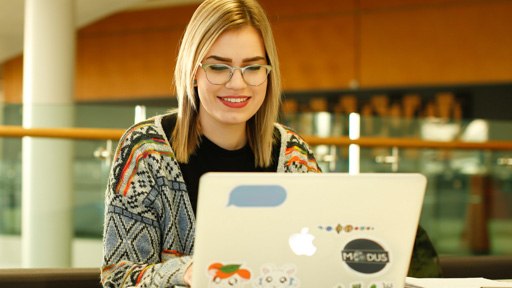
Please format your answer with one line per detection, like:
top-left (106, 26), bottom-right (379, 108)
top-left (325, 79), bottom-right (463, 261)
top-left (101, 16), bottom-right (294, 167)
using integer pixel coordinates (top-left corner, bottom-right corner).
top-left (0, 0), bottom-right (511, 268)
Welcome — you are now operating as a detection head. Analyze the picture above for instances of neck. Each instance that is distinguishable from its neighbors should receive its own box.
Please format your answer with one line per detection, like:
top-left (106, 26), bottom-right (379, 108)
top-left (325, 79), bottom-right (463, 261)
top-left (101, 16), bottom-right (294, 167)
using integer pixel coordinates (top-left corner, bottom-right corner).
top-left (199, 116), bottom-right (247, 151)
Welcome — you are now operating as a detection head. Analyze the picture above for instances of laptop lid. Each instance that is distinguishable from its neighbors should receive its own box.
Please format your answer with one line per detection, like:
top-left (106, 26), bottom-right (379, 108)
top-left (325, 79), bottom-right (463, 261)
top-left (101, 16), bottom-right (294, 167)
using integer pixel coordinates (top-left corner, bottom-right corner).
top-left (191, 173), bottom-right (426, 288)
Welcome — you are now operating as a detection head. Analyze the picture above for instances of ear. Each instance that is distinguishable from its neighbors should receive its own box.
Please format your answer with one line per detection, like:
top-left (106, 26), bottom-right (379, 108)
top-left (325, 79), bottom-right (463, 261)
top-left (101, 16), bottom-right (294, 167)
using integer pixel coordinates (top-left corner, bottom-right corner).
top-left (261, 264), bottom-right (274, 275)
top-left (283, 265), bottom-right (296, 275)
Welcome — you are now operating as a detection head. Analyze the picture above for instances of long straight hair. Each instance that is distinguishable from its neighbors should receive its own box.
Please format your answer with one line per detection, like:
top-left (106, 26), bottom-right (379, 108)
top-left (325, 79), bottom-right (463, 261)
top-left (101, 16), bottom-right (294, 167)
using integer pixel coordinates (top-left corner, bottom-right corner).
top-left (172, 0), bottom-right (281, 167)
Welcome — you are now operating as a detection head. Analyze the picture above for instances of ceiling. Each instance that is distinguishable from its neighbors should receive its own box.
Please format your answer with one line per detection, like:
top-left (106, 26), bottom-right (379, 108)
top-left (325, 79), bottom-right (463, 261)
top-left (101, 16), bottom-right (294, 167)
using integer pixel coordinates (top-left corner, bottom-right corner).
top-left (0, 0), bottom-right (202, 64)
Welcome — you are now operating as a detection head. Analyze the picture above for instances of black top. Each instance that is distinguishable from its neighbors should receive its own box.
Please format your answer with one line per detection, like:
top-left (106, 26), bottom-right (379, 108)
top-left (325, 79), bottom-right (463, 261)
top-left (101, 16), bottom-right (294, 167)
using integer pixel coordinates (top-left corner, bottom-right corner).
top-left (162, 114), bottom-right (280, 214)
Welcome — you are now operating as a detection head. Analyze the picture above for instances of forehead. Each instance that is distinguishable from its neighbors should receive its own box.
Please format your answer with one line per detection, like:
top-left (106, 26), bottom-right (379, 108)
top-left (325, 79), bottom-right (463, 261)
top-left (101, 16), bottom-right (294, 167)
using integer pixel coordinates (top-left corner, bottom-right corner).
top-left (206, 26), bottom-right (266, 61)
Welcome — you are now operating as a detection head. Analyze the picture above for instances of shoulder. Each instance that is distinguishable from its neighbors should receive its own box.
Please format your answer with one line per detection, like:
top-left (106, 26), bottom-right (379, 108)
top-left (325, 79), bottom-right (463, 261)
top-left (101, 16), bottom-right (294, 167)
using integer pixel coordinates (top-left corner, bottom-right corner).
top-left (274, 123), bottom-right (321, 173)
top-left (109, 115), bottom-right (177, 195)
top-left (114, 114), bottom-right (178, 161)
top-left (274, 123), bottom-right (307, 146)
top-left (114, 113), bottom-right (178, 163)
top-left (117, 115), bottom-right (169, 150)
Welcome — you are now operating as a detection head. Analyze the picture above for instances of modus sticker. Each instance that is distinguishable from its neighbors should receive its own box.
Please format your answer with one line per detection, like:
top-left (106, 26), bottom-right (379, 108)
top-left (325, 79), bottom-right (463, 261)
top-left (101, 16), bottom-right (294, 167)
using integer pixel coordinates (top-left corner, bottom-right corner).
top-left (341, 238), bottom-right (390, 274)
top-left (253, 264), bottom-right (300, 288)
top-left (207, 263), bottom-right (252, 288)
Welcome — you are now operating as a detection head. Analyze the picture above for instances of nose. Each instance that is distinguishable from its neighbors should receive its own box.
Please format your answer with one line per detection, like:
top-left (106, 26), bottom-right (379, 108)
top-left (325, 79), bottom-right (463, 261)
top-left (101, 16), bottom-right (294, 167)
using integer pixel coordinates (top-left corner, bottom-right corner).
top-left (225, 68), bottom-right (247, 89)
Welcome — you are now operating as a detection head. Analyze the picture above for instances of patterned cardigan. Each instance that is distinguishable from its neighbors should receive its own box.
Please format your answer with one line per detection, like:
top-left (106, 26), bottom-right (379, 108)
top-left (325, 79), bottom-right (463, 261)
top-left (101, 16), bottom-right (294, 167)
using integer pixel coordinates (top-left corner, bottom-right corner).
top-left (101, 114), bottom-right (320, 288)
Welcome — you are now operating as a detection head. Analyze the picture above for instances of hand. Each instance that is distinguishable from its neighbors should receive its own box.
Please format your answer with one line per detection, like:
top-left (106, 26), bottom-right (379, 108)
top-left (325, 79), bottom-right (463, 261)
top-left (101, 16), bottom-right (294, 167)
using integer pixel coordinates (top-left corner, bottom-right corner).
top-left (184, 263), bottom-right (193, 286)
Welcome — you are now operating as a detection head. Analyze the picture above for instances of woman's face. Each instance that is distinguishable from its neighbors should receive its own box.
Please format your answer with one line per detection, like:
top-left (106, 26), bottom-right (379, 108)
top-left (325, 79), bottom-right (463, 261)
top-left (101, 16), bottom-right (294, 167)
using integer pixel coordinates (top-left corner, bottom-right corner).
top-left (196, 26), bottom-right (268, 131)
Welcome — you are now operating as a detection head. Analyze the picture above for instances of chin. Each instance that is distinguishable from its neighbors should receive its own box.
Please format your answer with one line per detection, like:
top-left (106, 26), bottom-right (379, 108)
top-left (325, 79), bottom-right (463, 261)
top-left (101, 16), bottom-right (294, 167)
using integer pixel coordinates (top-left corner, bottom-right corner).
top-left (218, 114), bottom-right (254, 126)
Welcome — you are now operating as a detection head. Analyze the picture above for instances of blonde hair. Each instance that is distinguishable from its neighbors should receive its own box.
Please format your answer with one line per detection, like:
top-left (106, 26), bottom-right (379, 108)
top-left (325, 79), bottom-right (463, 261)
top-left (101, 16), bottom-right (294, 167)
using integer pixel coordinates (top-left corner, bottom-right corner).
top-left (172, 0), bottom-right (281, 167)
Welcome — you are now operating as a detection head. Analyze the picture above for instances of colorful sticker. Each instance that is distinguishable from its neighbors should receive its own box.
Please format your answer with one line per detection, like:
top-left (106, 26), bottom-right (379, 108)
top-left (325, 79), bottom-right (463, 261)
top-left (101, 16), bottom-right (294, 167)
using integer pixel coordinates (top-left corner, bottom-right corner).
top-left (337, 281), bottom-right (395, 288)
top-left (253, 264), bottom-right (300, 288)
top-left (349, 281), bottom-right (364, 288)
top-left (367, 281), bottom-right (395, 288)
top-left (318, 224), bottom-right (375, 235)
top-left (207, 262), bottom-right (252, 288)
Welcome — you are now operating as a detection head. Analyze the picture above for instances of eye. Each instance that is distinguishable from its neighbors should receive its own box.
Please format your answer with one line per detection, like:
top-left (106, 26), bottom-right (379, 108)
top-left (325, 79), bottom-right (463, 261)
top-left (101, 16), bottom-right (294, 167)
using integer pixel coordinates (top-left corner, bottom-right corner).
top-left (245, 65), bottom-right (265, 72)
top-left (280, 277), bottom-right (287, 283)
top-left (208, 64), bottom-right (230, 72)
top-left (245, 65), bottom-right (262, 71)
top-left (228, 277), bottom-right (238, 286)
top-left (266, 276), bottom-right (272, 283)
top-left (214, 277), bottom-right (221, 283)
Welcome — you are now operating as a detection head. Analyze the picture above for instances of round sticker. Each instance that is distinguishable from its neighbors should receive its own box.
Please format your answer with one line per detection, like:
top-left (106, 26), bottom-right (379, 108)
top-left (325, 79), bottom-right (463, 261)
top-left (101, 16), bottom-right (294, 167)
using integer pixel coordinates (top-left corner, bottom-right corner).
top-left (341, 238), bottom-right (390, 274)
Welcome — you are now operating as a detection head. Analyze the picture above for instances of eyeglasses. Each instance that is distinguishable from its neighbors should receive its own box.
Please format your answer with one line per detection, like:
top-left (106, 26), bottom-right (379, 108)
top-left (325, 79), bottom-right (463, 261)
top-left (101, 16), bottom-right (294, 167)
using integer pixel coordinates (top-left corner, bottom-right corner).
top-left (199, 63), bottom-right (272, 86)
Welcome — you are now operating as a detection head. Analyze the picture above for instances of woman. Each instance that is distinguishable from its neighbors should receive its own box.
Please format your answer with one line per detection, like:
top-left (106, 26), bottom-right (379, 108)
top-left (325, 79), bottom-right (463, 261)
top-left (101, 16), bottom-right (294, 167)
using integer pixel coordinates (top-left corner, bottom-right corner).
top-left (101, 0), bottom-right (320, 287)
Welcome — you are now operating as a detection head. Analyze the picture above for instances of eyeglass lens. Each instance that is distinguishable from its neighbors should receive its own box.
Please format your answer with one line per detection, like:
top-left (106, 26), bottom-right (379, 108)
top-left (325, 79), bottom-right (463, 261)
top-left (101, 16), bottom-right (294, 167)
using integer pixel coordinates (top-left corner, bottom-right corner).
top-left (204, 64), bottom-right (270, 86)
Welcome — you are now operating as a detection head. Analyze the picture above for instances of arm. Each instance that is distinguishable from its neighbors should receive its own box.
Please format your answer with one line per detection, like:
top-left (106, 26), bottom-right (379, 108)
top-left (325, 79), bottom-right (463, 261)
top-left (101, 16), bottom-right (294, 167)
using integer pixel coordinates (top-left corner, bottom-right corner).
top-left (102, 122), bottom-right (195, 288)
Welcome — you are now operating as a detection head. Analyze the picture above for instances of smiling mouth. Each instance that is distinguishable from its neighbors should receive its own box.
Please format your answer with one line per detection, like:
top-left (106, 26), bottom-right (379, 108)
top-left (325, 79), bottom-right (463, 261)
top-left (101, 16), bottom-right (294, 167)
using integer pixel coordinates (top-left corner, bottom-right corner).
top-left (219, 97), bottom-right (249, 103)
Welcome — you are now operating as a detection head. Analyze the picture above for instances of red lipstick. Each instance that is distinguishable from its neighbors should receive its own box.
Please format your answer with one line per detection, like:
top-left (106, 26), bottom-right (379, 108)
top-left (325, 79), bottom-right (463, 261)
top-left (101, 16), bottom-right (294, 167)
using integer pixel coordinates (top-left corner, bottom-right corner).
top-left (218, 96), bottom-right (250, 108)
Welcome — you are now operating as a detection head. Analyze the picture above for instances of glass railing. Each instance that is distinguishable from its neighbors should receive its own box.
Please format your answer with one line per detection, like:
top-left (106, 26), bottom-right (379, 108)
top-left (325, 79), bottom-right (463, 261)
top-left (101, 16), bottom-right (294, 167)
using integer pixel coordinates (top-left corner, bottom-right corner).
top-left (0, 103), bottom-right (173, 267)
top-left (0, 103), bottom-right (172, 236)
top-left (1, 103), bottom-right (511, 268)
top-left (284, 112), bottom-right (512, 256)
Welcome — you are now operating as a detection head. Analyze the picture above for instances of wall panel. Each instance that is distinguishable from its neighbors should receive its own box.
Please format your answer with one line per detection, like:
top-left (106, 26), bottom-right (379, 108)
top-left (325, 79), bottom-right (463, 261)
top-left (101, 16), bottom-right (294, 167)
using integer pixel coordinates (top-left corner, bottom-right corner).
top-left (360, 0), bottom-right (478, 10)
top-left (79, 5), bottom-right (197, 34)
top-left (75, 5), bottom-right (198, 101)
top-left (260, 0), bottom-right (355, 18)
top-left (359, 1), bottom-right (512, 87)
top-left (1, 55), bottom-right (23, 103)
top-left (273, 16), bottom-right (356, 91)
top-left (2, 0), bottom-right (512, 103)
top-left (76, 29), bottom-right (182, 101)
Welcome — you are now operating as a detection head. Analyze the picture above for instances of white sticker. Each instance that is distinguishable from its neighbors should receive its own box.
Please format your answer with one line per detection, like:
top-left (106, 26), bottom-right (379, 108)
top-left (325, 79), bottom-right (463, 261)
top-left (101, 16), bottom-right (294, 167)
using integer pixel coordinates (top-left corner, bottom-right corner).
top-left (252, 263), bottom-right (300, 288)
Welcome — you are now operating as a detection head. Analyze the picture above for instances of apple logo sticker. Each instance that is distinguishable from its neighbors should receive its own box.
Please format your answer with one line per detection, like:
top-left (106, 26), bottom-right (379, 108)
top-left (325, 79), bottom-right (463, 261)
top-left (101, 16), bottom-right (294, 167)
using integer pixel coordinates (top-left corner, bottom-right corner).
top-left (289, 227), bottom-right (317, 256)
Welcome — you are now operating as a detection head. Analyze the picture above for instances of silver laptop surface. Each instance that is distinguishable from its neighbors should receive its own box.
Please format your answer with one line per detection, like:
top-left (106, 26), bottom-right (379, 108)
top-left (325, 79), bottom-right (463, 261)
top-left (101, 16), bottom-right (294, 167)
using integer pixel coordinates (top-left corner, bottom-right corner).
top-left (191, 173), bottom-right (426, 288)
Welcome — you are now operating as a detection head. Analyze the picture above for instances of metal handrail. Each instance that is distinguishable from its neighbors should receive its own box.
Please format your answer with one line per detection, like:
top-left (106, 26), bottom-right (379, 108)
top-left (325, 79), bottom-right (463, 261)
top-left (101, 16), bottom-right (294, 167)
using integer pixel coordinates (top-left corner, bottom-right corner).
top-left (304, 135), bottom-right (512, 150)
top-left (1, 125), bottom-right (512, 150)
top-left (0, 125), bottom-right (124, 141)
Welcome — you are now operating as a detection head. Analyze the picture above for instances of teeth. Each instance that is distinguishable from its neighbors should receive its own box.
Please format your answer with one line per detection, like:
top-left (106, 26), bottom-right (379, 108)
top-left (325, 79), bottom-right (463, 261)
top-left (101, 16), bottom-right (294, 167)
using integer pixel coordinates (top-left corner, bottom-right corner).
top-left (221, 97), bottom-right (248, 103)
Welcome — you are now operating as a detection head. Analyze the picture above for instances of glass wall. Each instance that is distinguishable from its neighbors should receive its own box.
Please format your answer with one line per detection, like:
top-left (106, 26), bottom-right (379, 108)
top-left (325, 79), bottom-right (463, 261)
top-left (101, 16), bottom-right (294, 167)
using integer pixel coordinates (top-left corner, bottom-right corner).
top-left (285, 111), bottom-right (512, 256)
top-left (0, 103), bottom-right (511, 267)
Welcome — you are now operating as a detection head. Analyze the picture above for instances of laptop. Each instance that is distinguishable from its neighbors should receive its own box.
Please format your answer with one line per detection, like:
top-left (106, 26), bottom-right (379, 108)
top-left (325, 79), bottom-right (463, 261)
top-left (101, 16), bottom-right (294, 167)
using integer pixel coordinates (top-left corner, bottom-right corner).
top-left (190, 173), bottom-right (426, 288)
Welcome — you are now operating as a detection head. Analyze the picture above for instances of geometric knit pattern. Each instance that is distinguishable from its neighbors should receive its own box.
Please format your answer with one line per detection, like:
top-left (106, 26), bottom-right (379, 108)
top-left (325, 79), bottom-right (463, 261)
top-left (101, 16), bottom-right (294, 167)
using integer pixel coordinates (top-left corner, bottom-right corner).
top-left (101, 114), bottom-right (320, 288)
top-left (278, 126), bottom-right (320, 173)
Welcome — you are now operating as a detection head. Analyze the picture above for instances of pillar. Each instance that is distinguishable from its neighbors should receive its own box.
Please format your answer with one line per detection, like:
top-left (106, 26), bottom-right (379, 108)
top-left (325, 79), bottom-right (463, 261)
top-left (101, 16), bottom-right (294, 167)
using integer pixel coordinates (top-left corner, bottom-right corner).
top-left (21, 0), bottom-right (75, 267)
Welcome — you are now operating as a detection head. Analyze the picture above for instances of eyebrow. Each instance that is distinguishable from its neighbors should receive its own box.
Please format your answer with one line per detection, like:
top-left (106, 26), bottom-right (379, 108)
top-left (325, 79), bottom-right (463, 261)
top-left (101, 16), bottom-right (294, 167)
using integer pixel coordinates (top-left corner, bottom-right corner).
top-left (206, 55), bottom-right (266, 63)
